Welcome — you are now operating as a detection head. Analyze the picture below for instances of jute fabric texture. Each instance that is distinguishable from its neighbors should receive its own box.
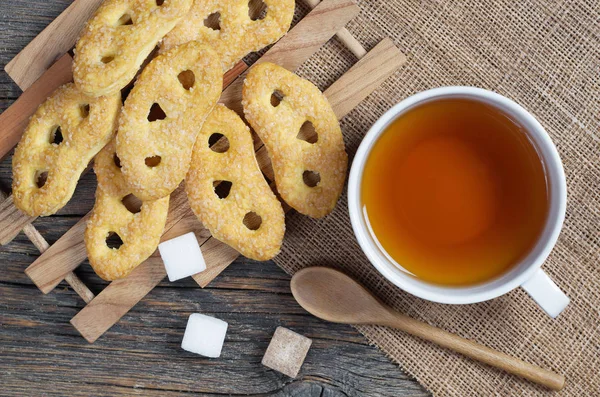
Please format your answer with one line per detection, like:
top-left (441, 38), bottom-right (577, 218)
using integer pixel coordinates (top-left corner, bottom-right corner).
top-left (273, 1), bottom-right (600, 395)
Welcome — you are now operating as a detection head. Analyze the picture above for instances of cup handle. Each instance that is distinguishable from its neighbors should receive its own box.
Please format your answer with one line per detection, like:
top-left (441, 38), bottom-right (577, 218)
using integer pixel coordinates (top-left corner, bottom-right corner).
top-left (520, 269), bottom-right (569, 318)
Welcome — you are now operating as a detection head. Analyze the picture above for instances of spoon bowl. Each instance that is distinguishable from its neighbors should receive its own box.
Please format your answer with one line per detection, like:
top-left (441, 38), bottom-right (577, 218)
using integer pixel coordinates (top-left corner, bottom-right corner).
top-left (291, 266), bottom-right (392, 325)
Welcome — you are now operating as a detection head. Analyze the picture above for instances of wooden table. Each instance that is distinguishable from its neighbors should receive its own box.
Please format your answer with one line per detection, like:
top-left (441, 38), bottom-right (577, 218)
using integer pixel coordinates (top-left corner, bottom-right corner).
top-left (0, 1), bottom-right (429, 395)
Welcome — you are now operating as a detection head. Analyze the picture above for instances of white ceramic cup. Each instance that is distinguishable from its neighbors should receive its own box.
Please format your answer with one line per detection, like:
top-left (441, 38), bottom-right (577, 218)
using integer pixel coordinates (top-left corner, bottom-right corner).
top-left (348, 87), bottom-right (569, 318)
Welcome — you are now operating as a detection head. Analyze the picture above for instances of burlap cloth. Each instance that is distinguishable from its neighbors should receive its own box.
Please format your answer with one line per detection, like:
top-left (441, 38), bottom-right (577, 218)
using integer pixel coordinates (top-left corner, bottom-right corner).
top-left (272, 0), bottom-right (600, 395)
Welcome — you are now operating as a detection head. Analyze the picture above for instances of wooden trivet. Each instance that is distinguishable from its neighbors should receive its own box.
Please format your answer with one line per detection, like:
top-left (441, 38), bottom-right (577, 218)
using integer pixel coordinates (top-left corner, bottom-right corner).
top-left (1, 0), bottom-right (406, 343)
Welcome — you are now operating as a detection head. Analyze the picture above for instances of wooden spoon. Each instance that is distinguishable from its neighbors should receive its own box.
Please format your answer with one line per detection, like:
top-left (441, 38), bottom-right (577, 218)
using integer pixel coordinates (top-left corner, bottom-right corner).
top-left (290, 266), bottom-right (565, 391)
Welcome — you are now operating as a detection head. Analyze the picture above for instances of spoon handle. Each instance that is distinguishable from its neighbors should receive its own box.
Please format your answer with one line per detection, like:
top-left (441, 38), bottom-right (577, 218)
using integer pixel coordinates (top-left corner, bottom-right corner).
top-left (380, 310), bottom-right (565, 390)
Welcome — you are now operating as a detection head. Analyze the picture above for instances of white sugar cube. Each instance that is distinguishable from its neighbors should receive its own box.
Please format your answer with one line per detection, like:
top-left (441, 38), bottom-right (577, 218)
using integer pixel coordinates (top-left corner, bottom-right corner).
top-left (262, 327), bottom-right (312, 377)
top-left (181, 313), bottom-right (228, 358)
top-left (158, 232), bottom-right (206, 282)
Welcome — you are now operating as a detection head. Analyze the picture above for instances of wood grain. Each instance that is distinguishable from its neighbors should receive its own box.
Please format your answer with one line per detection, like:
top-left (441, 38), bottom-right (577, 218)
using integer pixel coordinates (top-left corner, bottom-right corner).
top-left (4, 0), bottom-right (103, 90)
top-left (69, 255), bottom-right (166, 344)
top-left (0, 195), bottom-right (37, 245)
top-left (25, 213), bottom-right (89, 293)
top-left (22, 223), bottom-right (95, 304)
top-left (70, 208), bottom-right (210, 343)
top-left (193, 235), bottom-right (241, 288)
top-left (1, 225), bottom-right (427, 396)
top-left (0, 187), bottom-right (94, 303)
top-left (0, 53), bottom-right (72, 162)
top-left (324, 37), bottom-right (407, 120)
top-left (300, 0), bottom-right (367, 59)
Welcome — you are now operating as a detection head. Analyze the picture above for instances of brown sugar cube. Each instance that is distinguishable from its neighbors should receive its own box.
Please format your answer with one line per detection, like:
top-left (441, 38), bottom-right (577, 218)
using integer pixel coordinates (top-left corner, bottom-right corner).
top-left (261, 327), bottom-right (312, 378)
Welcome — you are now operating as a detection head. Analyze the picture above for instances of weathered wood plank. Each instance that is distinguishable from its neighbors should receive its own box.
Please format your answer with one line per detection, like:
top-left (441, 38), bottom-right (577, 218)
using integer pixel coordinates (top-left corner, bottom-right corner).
top-left (0, 54), bottom-right (72, 161)
top-left (0, 195), bottom-right (37, 245)
top-left (325, 37), bottom-right (407, 120)
top-left (4, 0), bottom-right (103, 90)
top-left (0, 188), bottom-right (94, 303)
top-left (1, 217), bottom-right (427, 395)
top-left (1, 247), bottom-right (428, 396)
top-left (22, 218), bottom-right (95, 304)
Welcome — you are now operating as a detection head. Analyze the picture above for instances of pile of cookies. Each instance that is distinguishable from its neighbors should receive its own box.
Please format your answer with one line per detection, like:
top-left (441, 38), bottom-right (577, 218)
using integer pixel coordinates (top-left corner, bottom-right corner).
top-left (12, 0), bottom-right (347, 281)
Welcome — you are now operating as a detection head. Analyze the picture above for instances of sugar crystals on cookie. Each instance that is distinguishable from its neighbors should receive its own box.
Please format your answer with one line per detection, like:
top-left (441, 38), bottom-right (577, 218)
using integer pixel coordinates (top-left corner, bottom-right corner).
top-left (242, 62), bottom-right (347, 218)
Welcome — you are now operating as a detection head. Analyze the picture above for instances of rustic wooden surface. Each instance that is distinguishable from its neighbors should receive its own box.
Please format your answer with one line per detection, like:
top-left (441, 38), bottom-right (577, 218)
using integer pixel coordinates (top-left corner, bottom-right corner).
top-left (0, 1), bottom-right (429, 395)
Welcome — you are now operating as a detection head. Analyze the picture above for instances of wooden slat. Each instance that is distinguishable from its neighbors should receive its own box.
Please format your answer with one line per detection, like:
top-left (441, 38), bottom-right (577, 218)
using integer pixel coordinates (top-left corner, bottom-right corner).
top-left (301, 0), bottom-right (367, 59)
top-left (0, 54), bottom-right (73, 162)
top-left (0, 196), bottom-right (37, 245)
top-left (320, 37), bottom-right (406, 120)
top-left (194, 38), bottom-right (407, 288)
top-left (219, 0), bottom-right (360, 114)
top-left (22, 224), bottom-right (95, 303)
top-left (26, 185), bottom-right (189, 294)
top-left (25, 213), bottom-right (89, 293)
top-left (4, 0), bottom-right (103, 90)
top-left (70, 209), bottom-right (210, 343)
top-left (192, 237), bottom-right (240, 288)
top-left (0, 188), bottom-right (94, 303)
top-left (63, 272), bottom-right (96, 304)
top-left (70, 255), bottom-right (166, 344)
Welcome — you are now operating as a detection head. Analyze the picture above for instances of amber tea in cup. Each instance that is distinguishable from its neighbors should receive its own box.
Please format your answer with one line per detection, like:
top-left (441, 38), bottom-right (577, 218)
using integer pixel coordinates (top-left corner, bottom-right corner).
top-left (361, 98), bottom-right (549, 286)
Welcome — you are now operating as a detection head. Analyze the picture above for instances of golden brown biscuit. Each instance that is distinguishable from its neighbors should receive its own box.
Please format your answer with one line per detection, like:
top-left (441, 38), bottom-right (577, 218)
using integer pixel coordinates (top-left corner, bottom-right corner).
top-left (85, 139), bottom-right (169, 281)
top-left (161, 0), bottom-right (294, 71)
top-left (242, 62), bottom-right (347, 218)
top-left (12, 83), bottom-right (121, 217)
top-left (116, 41), bottom-right (222, 201)
top-left (73, 0), bottom-right (193, 97)
top-left (186, 104), bottom-right (285, 260)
